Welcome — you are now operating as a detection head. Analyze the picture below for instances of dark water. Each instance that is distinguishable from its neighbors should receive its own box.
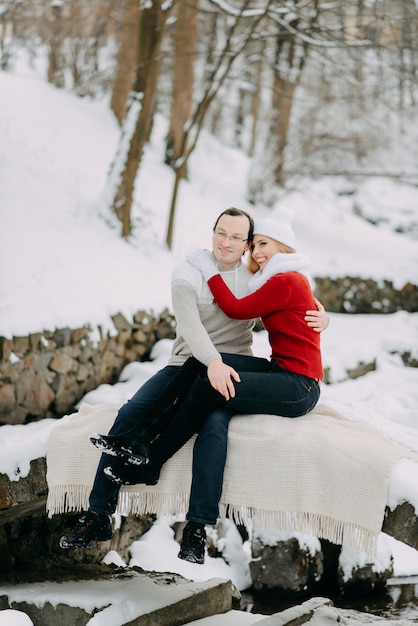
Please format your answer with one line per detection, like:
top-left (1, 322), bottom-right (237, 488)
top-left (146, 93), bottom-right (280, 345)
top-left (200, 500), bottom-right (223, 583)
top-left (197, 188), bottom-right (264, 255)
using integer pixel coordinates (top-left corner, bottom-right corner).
top-left (243, 577), bottom-right (418, 622)
top-left (337, 578), bottom-right (418, 622)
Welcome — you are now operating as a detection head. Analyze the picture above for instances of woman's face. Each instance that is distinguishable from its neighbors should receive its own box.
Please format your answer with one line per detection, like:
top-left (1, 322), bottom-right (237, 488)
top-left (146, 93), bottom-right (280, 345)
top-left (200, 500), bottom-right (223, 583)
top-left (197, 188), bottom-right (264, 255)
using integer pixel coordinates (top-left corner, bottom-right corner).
top-left (250, 235), bottom-right (282, 270)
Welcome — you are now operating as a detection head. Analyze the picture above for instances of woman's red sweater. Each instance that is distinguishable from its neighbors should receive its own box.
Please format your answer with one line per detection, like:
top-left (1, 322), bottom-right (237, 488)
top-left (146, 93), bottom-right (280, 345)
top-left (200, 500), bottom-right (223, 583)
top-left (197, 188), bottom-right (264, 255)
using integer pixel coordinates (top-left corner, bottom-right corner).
top-left (208, 271), bottom-right (323, 380)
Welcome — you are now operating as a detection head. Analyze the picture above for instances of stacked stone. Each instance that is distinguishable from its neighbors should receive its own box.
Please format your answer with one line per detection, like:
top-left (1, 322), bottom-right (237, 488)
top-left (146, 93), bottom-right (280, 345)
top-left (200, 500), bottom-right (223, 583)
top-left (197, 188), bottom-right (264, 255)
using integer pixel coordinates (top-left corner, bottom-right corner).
top-left (0, 308), bottom-right (176, 426)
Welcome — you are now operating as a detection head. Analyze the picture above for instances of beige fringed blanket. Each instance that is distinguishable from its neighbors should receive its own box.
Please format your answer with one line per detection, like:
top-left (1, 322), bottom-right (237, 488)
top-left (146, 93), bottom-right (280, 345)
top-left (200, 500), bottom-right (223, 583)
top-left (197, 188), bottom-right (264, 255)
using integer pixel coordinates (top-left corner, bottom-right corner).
top-left (46, 402), bottom-right (414, 556)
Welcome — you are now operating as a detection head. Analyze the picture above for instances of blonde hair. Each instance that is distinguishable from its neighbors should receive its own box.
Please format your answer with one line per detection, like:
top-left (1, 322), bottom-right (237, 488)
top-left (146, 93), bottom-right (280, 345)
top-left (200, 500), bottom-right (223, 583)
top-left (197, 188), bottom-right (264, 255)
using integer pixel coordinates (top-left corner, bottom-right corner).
top-left (247, 240), bottom-right (295, 274)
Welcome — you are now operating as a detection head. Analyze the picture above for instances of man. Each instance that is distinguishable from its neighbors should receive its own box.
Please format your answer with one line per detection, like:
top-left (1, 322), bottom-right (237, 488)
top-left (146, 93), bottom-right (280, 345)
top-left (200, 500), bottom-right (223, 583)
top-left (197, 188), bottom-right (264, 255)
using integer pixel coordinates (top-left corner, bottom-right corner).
top-left (60, 208), bottom-right (328, 563)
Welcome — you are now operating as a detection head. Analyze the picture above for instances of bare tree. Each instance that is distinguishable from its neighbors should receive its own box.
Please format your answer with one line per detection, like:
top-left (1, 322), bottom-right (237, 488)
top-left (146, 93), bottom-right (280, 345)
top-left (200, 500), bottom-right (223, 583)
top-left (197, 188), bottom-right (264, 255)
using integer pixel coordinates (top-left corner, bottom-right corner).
top-left (247, 2), bottom-right (326, 204)
top-left (271, 13), bottom-right (312, 186)
top-left (105, 0), bottom-right (174, 237)
top-left (248, 37), bottom-right (266, 158)
top-left (28, 0), bottom-right (120, 95)
top-left (248, 0), bottom-right (402, 204)
top-left (0, 1), bottom-right (30, 70)
top-left (110, 0), bottom-right (141, 124)
top-left (47, 2), bottom-right (65, 88)
top-left (165, 0), bottom-right (198, 178)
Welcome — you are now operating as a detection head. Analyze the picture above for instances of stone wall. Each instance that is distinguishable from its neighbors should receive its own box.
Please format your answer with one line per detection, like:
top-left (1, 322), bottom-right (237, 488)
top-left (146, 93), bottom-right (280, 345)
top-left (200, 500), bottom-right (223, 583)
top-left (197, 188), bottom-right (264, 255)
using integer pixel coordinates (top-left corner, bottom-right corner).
top-left (0, 309), bottom-right (176, 426)
top-left (314, 276), bottom-right (418, 314)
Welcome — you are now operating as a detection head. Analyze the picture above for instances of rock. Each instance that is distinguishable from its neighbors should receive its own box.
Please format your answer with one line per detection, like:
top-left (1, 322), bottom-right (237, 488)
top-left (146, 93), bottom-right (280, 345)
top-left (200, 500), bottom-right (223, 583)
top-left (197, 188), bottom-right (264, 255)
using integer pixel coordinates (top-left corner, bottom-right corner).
top-left (250, 535), bottom-right (323, 597)
top-left (254, 596), bottom-right (332, 624)
top-left (0, 459), bottom-right (47, 512)
top-left (382, 502), bottom-right (418, 551)
top-left (111, 312), bottom-right (132, 331)
top-left (0, 570), bottom-right (239, 626)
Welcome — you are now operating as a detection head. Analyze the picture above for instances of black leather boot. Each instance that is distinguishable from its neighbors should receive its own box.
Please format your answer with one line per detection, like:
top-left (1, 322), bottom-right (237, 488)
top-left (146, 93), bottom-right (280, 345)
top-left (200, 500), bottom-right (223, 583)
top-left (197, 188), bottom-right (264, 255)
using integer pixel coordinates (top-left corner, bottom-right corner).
top-left (90, 431), bottom-right (151, 465)
top-left (90, 357), bottom-right (205, 465)
top-left (103, 461), bottom-right (161, 486)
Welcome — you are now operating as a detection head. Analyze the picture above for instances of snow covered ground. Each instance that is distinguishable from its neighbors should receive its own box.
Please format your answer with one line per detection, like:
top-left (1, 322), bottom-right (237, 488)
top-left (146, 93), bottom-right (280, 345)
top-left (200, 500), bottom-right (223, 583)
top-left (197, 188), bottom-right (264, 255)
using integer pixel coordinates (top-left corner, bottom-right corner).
top-left (0, 60), bottom-right (418, 625)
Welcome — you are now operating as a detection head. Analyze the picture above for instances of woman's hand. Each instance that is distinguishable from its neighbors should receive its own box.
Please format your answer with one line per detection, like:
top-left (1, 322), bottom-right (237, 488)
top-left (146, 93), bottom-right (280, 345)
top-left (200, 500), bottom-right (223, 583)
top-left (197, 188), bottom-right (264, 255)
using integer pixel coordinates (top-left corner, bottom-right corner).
top-left (186, 249), bottom-right (218, 281)
top-left (305, 298), bottom-right (330, 332)
top-left (207, 359), bottom-right (240, 400)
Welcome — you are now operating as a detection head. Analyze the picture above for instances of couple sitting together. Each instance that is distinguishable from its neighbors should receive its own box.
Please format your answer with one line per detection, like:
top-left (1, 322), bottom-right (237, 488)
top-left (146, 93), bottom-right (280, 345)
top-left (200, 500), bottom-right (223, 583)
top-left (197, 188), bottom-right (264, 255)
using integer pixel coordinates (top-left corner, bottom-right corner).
top-left (59, 206), bottom-right (328, 565)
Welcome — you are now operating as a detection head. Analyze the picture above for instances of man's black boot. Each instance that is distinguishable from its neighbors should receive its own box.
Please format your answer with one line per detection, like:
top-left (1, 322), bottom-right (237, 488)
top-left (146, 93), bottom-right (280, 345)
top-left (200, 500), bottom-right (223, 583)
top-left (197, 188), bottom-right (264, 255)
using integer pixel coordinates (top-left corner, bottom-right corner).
top-left (178, 522), bottom-right (207, 565)
top-left (59, 510), bottom-right (113, 549)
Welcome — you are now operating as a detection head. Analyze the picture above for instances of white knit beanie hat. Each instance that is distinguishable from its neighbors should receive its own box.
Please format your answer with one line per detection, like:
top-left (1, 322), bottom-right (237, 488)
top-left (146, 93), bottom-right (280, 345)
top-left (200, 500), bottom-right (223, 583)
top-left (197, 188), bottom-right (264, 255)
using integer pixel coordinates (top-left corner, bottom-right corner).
top-left (253, 206), bottom-right (296, 249)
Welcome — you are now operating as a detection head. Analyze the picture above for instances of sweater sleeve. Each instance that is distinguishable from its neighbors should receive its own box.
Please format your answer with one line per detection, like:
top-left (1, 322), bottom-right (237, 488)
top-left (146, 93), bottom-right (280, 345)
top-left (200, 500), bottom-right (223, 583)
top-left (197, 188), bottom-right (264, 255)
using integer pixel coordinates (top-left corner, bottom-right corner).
top-left (207, 273), bottom-right (295, 319)
top-left (171, 265), bottom-right (222, 366)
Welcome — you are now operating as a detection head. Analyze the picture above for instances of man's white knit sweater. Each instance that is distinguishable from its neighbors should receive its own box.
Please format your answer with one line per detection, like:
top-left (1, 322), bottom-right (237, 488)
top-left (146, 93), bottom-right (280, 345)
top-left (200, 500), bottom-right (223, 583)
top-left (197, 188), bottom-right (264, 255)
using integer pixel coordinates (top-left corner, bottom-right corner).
top-left (168, 259), bottom-right (255, 367)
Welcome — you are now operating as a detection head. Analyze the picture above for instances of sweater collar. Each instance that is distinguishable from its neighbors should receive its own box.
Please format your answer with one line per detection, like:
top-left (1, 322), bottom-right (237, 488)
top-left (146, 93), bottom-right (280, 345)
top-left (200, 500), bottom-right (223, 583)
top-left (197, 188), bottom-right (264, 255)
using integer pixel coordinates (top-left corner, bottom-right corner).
top-left (212, 253), bottom-right (242, 273)
top-left (247, 252), bottom-right (312, 293)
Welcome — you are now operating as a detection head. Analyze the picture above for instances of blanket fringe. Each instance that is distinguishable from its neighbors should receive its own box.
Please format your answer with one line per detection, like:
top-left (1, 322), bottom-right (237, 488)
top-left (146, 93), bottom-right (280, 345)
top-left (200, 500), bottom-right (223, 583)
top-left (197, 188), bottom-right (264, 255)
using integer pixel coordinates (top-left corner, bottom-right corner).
top-left (219, 504), bottom-right (378, 557)
top-left (46, 486), bottom-right (378, 556)
top-left (46, 485), bottom-right (91, 517)
top-left (117, 490), bottom-right (190, 518)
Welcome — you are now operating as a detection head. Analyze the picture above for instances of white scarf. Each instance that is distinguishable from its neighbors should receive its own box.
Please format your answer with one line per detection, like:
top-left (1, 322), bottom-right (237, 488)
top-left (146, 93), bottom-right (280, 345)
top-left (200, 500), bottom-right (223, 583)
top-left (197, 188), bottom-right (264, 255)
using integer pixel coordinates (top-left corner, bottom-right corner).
top-left (247, 252), bottom-right (312, 293)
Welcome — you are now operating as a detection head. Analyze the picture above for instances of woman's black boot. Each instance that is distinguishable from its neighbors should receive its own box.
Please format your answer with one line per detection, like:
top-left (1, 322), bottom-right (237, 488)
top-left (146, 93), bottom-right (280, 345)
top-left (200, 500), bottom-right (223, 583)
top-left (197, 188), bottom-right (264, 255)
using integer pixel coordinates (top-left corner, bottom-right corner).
top-left (103, 461), bottom-right (161, 486)
top-left (90, 431), bottom-right (151, 465)
top-left (90, 357), bottom-right (205, 465)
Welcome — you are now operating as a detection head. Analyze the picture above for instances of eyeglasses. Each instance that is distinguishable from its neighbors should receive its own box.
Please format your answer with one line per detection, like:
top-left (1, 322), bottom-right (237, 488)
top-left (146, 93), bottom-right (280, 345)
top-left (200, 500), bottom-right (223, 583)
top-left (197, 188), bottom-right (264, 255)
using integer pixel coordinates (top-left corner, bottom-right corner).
top-left (213, 230), bottom-right (248, 244)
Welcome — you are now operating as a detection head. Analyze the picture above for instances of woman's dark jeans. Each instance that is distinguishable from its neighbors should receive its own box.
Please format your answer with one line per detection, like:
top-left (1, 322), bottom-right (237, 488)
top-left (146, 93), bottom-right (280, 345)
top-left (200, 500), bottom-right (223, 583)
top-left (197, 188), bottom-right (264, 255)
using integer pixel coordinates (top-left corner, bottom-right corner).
top-left (221, 353), bottom-right (320, 417)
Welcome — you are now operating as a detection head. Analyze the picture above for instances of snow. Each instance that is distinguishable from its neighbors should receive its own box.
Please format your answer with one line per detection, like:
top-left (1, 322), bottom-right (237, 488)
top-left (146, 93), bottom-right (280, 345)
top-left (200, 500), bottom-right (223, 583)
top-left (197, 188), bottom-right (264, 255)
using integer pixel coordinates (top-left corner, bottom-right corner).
top-left (1, 62), bottom-right (418, 624)
top-left (0, 612), bottom-right (33, 626)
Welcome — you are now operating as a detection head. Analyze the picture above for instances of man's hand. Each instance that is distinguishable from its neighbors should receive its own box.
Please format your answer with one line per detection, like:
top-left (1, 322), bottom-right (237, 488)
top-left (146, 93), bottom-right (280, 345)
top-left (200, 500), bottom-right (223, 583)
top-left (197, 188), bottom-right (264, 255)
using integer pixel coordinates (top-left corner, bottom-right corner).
top-left (305, 298), bottom-right (330, 333)
top-left (207, 359), bottom-right (240, 400)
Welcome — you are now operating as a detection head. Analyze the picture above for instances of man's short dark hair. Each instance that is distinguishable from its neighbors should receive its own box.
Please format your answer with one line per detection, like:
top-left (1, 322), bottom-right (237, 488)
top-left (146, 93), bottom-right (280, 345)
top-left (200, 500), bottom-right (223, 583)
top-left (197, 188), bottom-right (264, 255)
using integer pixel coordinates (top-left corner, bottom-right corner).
top-left (213, 207), bottom-right (254, 242)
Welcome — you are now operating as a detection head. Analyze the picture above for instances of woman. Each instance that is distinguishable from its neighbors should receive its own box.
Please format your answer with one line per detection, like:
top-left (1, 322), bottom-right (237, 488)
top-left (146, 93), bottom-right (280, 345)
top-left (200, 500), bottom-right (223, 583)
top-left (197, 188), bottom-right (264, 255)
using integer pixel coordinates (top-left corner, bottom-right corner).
top-left (94, 206), bottom-right (323, 478)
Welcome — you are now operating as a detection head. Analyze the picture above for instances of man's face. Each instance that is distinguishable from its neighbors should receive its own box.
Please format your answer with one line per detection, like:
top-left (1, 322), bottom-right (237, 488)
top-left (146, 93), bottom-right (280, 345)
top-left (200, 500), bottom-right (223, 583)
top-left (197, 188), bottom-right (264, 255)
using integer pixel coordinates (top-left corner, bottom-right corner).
top-left (212, 214), bottom-right (250, 269)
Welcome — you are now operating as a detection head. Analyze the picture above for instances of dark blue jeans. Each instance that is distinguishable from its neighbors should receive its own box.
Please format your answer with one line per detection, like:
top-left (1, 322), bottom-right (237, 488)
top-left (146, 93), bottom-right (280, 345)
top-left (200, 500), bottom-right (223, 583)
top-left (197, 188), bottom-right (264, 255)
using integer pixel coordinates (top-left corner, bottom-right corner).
top-left (88, 364), bottom-right (233, 522)
top-left (220, 354), bottom-right (320, 417)
top-left (186, 407), bottom-right (234, 525)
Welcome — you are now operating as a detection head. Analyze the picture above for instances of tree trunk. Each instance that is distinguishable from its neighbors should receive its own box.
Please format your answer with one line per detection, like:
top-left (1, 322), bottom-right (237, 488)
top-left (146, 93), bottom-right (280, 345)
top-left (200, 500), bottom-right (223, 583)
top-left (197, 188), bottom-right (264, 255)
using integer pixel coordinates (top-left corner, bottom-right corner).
top-left (110, 0), bottom-right (141, 124)
top-left (47, 4), bottom-right (64, 88)
top-left (109, 0), bottom-right (171, 237)
top-left (248, 20), bottom-right (309, 203)
top-left (248, 38), bottom-right (265, 158)
top-left (166, 167), bottom-right (182, 250)
top-left (165, 0), bottom-right (198, 177)
top-left (271, 76), bottom-right (297, 186)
